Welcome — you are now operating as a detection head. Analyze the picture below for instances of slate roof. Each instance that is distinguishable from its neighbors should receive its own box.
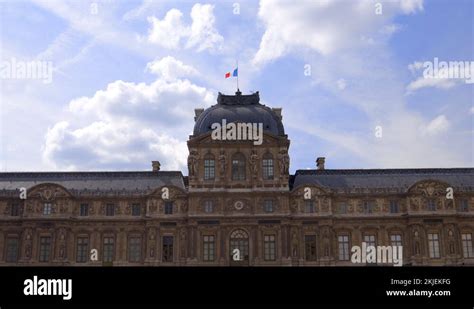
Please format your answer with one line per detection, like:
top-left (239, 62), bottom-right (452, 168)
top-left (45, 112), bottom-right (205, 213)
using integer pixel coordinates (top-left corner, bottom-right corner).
top-left (291, 168), bottom-right (474, 192)
top-left (0, 171), bottom-right (185, 196)
top-left (193, 91), bottom-right (285, 137)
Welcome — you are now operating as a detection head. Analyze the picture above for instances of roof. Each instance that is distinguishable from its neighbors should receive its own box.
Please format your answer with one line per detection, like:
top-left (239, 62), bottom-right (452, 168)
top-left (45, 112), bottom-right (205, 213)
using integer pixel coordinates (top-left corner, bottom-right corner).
top-left (291, 168), bottom-right (474, 192)
top-left (192, 91), bottom-right (285, 137)
top-left (0, 171), bottom-right (185, 196)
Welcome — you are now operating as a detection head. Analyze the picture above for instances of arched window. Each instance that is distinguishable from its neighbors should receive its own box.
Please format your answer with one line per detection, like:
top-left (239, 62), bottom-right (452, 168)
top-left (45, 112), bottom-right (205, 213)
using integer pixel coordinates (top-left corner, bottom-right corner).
top-left (262, 153), bottom-right (274, 180)
top-left (230, 229), bottom-right (249, 262)
top-left (232, 153), bottom-right (246, 181)
top-left (204, 154), bottom-right (215, 180)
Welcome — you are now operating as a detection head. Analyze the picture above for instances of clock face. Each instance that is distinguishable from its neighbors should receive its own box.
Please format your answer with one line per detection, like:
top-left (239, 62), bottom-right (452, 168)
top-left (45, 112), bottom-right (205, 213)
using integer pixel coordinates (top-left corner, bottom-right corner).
top-left (234, 200), bottom-right (244, 210)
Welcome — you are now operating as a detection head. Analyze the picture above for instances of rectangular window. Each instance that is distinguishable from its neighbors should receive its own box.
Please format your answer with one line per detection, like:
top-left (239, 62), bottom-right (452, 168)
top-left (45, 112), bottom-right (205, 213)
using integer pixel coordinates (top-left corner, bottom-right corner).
top-left (428, 199), bottom-right (436, 211)
top-left (103, 237), bottom-right (115, 262)
top-left (390, 200), bottom-right (399, 213)
top-left (128, 237), bottom-right (142, 262)
top-left (162, 236), bottom-right (174, 262)
top-left (264, 235), bottom-right (276, 261)
top-left (39, 236), bottom-right (52, 262)
top-left (5, 237), bottom-right (19, 262)
top-left (264, 200), bottom-right (274, 213)
top-left (106, 204), bottom-right (115, 216)
top-left (76, 237), bottom-right (89, 263)
top-left (339, 202), bottom-right (347, 214)
top-left (428, 233), bottom-right (440, 258)
top-left (461, 233), bottom-right (473, 258)
top-left (390, 234), bottom-right (402, 247)
top-left (43, 203), bottom-right (52, 215)
top-left (80, 204), bottom-right (89, 216)
top-left (364, 234), bottom-right (376, 247)
top-left (131, 204), bottom-right (141, 216)
top-left (204, 200), bottom-right (213, 213)
top-left (304, 200), bottom-right (315, 213)
top-left (460, 199), bottom-right (469, 212)
top-left (10, 203), bottom-right (20, 216)
top-left (164, 202), bottom-right (173, 214)
top-left (304, 235), bottom-right (317, 261)
top-left (363, 201), bottom-right (374, 214)
top-left (203, 235), bottom-right (215, 261)
top-left (204, 159), bottom-right (215, 180)
top-left (231, 158), bottom-right (246, 181)
top-left (338, 235), bottom-right (350, 261)
top-left (262, 159), bottom-right (274, 180)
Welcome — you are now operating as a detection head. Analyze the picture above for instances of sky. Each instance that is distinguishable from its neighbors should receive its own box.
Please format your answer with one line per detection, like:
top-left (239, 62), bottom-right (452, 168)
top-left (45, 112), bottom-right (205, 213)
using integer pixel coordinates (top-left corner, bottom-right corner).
top-left (0, 0), bottom-right (473, 174)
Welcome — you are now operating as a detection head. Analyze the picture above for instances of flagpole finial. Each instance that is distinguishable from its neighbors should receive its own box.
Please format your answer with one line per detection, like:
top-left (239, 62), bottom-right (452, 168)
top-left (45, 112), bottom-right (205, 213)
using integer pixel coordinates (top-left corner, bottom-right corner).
top-left (236, 89), bottom-right (241, 95)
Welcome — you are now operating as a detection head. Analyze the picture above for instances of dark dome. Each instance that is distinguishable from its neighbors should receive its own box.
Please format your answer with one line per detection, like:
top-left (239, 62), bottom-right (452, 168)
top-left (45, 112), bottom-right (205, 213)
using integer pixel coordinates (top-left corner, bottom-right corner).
top-left (193, 91), bottom-right (285, 137)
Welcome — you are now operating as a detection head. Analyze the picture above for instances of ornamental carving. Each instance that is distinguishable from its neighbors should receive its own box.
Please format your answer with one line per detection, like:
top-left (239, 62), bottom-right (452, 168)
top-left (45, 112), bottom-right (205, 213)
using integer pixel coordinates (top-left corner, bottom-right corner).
top-left (409, 181), bottom-right (447, 197)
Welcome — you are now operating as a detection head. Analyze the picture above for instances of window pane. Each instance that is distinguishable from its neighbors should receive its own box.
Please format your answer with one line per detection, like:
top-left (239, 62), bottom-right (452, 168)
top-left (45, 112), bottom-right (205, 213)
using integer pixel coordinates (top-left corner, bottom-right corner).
top-left (39, 236), bottom-right (52, 262)
top-left (5, 238), bottom-right (19, 262)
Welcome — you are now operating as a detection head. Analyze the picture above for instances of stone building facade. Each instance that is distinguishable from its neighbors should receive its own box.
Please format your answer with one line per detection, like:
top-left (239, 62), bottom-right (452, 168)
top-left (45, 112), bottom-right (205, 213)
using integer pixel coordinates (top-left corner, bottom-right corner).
top-left (0, 91), bottom-right (473, 266)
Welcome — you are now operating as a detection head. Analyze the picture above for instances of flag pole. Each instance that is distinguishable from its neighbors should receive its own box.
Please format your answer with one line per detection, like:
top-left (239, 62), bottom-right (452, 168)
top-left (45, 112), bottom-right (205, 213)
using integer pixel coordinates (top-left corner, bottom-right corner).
top-left (236, 60), bottom-right (239, 91)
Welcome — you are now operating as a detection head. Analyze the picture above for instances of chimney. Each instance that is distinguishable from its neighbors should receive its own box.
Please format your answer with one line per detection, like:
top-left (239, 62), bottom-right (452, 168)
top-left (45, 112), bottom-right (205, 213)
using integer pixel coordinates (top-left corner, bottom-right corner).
top-left (152, 161), bottom-right (161, 172)
top-left (194, 108), bottom-right (204, 121)
top-left (316, 157), bottom-right (325, 170)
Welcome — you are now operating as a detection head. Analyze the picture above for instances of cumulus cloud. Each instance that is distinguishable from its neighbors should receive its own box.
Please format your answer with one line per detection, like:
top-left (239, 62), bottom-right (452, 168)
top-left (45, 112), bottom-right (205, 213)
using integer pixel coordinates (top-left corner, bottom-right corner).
top-left (421, 115), bottom-right (450, 136)
top-left (145, 56), bottom-right (199, 81)
top-left (253, 0), bottom-right (424, 65)
top-left (43, 56), bottom-right (215, 171)
top-left (146, 4), bottom-right (223, 52)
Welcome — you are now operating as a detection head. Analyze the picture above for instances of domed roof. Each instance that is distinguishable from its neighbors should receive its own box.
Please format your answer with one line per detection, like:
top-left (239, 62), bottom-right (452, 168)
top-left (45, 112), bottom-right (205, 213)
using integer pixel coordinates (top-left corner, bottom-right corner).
top-left (193, 91), bottom-right (285, 137)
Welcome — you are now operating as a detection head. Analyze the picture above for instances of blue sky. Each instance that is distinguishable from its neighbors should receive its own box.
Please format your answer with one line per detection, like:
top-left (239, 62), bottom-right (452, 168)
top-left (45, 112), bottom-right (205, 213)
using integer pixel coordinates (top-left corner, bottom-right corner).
top-left (0, 0), bottom-right (472, 173)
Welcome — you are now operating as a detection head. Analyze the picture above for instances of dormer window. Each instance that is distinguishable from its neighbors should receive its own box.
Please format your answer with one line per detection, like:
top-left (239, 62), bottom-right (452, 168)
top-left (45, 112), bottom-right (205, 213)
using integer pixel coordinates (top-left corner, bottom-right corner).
top-left (43, 203), bottom-right (52, 215)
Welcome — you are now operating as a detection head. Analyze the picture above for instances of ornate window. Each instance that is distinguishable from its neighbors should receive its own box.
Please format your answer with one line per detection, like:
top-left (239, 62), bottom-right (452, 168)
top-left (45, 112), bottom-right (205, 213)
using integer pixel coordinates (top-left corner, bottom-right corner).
top-left (230, 229), bottom-right (249, 261)
top-left (338, 235), bottom-right (350, 261)
top-left (39, 236), bottom-right (52, 262)
top-left (203, 200), bottom-right (214, 213)
top-left (305, 235), bottom-right (317, 261)
top-left (428, 233), bottom-right (440, 258)
top-left (364, 234), bottom-right (376, 247)
top-left (264, 235), bottom-right (276, 261)
top-left (5, 237), bottom-right (19, 263)
top-left (203, 235), bottom-right (215, 261)
top-left (80, 203), bottom-right (89, 216)
top-left (43, 203), bottom-right (52, 215)
top-left (264, 200), bottom-right (274, 213)
top-left (103, 236), bottom-right (115, 262)
top-left (106, 204), bottom-right (115, 216)
top-left (128, 237), bottom-right (142, 262)
top-left (231, 153), bottom-right (246, 181)
top-left (363, 201), bottom-right (374, 214)
top-left (131, 204), bottom-right (141, 216)
top-left (460, 199), bottom-right (469, 212)
top-left (76, 236), bottom-right (89, 263)
top-left (162, 236), bottom-right (174, 262)
top-left (304, 200), bottom-right (315, 213)
top-left (390, 234), bottom-right (402, 247)
top-left (10, 203), bottom-right (20, 216)
top-left (262, 153), bottom-right (274, 180)
top-left (427, 199), bottom-right (436, 211)
top-left (461, 233), bottom-right (473, 258)
top-left (164, 201), bottom-right (173, 214)
top-left (390, 200), bottom-right (399, 213)
top-left (338, 202), bottom-right (347, 214)
top-left (204, 155), bottom-right (215, 180)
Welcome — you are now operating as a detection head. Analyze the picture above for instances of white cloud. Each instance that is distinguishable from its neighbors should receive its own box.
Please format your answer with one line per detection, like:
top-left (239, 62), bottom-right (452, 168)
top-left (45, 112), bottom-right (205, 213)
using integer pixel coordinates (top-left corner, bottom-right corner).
top-left (406, 77), bottom-right (457, 93)
top-left (146, 4), bottom-right (223, 52)
top-left (145, 56), bottom-right (199, 81)
top-left (421, 115), bottom-right (450, 136)
top-left (470, 106), bottom-right (474, 114)
top-left (253, 0), bottom-right (424, 65)
top-left (336, 78), bottom-right (346, 90)
top-left (43, 57), bottom-right (215, 171)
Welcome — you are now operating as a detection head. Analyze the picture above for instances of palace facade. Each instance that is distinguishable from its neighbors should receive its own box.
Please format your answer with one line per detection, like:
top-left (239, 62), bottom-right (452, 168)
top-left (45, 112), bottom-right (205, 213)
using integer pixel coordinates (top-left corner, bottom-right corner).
top-left (1, 91), bottom-right (473, 266)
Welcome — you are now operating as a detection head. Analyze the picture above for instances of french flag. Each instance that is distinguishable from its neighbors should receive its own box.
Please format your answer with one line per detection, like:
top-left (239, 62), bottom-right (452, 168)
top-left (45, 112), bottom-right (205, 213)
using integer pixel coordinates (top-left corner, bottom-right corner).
top-left (225, 67), bottom-right (238, 78)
